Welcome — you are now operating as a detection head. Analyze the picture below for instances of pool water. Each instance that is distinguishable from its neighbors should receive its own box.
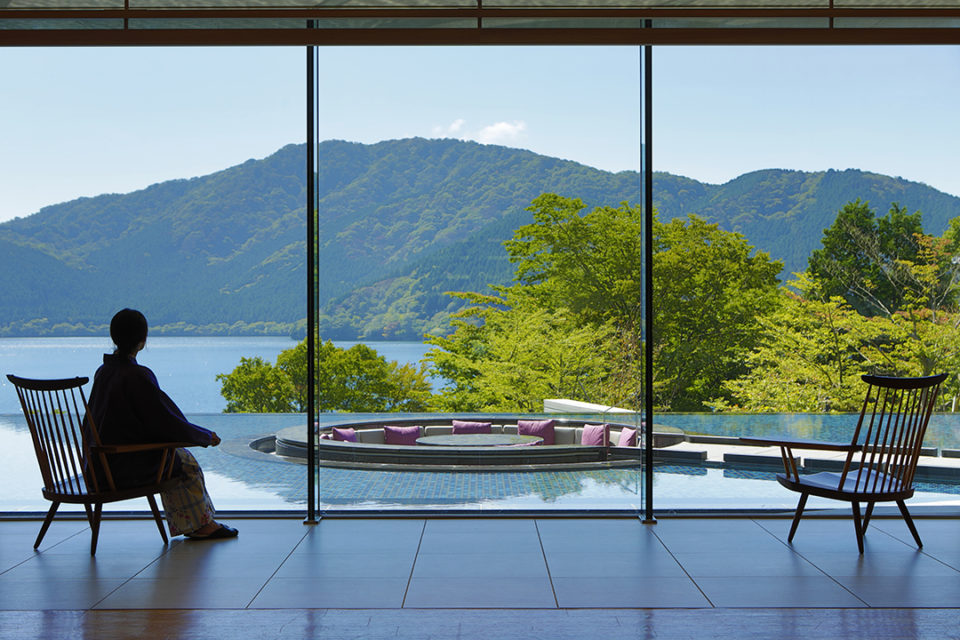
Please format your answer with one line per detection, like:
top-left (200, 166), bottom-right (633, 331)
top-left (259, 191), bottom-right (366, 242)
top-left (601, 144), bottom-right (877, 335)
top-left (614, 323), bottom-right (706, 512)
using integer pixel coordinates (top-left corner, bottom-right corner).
top-left (655, 413), bottom-right (960, 451)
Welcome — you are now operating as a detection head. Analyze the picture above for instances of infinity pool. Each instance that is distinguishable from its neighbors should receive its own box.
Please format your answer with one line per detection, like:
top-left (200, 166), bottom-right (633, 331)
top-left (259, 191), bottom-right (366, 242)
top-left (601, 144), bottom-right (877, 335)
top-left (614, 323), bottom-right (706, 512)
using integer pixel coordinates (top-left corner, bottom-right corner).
top-left (2, 413), bottom-right (959, 513)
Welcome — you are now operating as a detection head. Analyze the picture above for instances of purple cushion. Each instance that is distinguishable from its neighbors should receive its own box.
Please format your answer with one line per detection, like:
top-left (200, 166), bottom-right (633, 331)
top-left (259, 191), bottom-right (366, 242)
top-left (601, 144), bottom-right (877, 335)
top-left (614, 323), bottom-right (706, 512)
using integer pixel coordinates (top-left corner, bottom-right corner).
top-left (518, 419), bottom-right (556, 445)
top-left (384, 425), bottom-right (420, 445)
top-left (452, 420), bottom-right (492, 434)
top-left (617, 427), bottom-right (637, 447)
top-left (581, 423), bottom-right (610, 446)
top-left (332, 427), bottom-right (357, 442)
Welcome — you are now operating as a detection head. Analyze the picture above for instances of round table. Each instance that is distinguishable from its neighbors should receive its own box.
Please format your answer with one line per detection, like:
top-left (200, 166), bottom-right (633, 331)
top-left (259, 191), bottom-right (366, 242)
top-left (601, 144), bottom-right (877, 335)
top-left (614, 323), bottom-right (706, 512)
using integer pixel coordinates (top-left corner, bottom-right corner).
top-left (415, 434), bottom-right (543, 447)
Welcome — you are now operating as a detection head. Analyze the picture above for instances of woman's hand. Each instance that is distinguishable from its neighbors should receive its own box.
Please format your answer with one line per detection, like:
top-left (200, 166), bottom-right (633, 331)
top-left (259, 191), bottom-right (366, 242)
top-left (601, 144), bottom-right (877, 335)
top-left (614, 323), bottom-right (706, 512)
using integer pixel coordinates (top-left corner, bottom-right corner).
top-left (209, 433), bottom-right (221, 447)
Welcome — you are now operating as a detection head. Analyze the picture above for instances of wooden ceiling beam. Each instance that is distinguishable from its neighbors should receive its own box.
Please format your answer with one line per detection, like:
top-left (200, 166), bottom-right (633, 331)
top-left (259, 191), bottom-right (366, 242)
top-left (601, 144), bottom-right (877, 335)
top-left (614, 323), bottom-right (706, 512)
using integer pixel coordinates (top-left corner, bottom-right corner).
top-left (2, 26), bottom-right (960, 46)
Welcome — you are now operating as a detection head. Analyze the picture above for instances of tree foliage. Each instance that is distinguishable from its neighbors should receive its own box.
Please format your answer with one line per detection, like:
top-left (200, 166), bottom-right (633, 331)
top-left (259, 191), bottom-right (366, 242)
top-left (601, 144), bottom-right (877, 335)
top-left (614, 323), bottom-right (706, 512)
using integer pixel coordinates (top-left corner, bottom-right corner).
top-left (653, 214), bottom-right (782, 410)
top-left (217, 356), bottom-right (297, 413)
top-left (429, 194), bottom-right (782, 412)
top-left (427, 291), bottom-right (616, 412)
top-left (218, 338), bottom-right (433, 413)
top-left (805, 199), bottom-right (959, 317)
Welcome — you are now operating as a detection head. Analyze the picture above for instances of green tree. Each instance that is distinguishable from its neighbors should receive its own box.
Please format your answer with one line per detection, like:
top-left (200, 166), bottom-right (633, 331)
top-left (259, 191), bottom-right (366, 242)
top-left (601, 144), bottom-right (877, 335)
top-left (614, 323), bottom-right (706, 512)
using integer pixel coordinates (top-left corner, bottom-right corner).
top-left (427, 291), bottom-right (615, 412)
top-left (505, 193), bottom-right (643, 329)
top-left (430, 194), bottom-right (781, 412)
top-left (219, 339), bottom-right (433, 413)
top-left (715, 284), bottom-right (893, 412)
top-left (718, 272), bottom-right (960, 413)
top-left (808, 200), bottom-right (928, 316)
top-left (316, 340), bottom-right (432, 412)
top-left (217, 356), bottom-right (296, 413)
top-left (804, 203), bottom-right (960, 404)
top-left (276, 339), bottom-right (307, 411)
top-left (652, 214), bottom-right (782, 410)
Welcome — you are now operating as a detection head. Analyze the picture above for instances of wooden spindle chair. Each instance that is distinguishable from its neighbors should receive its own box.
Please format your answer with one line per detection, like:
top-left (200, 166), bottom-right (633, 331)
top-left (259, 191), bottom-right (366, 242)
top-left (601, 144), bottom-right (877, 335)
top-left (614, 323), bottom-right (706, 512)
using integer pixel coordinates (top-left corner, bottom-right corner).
top-left (8, 374), bottom-right (189, 555)
top-left (742, 373), bottom-right (947, 553)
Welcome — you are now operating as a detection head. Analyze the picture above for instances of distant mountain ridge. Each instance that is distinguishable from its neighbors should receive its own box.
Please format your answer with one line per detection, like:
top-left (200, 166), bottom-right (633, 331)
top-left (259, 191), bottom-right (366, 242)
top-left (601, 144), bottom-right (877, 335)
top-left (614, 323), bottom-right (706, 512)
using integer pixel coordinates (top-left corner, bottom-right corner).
top-left (1, 138), bottom-right (959, 339)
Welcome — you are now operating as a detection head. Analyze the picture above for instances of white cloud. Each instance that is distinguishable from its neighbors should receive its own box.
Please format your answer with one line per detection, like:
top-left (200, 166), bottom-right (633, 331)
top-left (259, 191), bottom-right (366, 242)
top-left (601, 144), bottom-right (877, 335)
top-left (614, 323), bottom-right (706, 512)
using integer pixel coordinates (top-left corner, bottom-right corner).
top-left (475, 120), bottom-right (527, 144)
top-left (430, 118), bottom-right (529, 146)
top-left (431, 118), bottom-right (466, 137)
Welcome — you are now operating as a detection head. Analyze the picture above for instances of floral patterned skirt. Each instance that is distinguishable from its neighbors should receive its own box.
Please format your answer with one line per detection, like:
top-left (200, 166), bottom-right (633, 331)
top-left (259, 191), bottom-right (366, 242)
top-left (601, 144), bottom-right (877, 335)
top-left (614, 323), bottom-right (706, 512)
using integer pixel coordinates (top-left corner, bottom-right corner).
top-left (159, 449), bottom-right (216, 536)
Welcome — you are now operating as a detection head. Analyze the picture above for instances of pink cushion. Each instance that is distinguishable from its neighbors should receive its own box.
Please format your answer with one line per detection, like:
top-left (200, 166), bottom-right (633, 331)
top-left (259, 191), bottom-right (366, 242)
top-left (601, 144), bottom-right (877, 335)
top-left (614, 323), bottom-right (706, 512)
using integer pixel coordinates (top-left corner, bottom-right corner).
top-left (319, 433), bottom-right (332, 440)
top-left (384, 425), bottom-right (420, 445)
top-left (332, 427), bottom-right (357, 442)
top-left (617, 427), bottom-right (637, 447)
top-left (581, 423), bottom-right (610, 446)
top-left (452, 420), bottom-right (492, 434)
top-left (518, 419), bottom-right (556, 445)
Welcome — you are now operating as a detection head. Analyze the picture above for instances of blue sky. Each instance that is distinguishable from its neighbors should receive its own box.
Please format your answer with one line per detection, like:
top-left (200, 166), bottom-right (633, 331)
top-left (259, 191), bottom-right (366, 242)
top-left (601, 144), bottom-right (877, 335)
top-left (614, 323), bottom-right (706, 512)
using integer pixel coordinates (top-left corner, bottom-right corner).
top-left (1, 45), bottom-right (958, 223)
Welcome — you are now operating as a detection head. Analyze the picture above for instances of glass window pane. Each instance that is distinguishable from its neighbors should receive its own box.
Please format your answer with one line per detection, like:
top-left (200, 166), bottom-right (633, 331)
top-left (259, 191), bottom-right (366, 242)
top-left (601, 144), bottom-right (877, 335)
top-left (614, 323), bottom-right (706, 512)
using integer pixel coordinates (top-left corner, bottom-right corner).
top-left (652, 45), bottom-right (960, 512)
top-left (0, 47), bottom-right (307, 512)
top-left (313, 45), bottom-right (645, 513)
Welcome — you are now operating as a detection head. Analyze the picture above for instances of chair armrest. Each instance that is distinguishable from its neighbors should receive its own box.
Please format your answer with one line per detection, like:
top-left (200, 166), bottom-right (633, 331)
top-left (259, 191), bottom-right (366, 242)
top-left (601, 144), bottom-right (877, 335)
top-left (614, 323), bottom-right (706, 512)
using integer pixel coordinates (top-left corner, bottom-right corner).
top-left (739, 436), bottom-right (860, 452)
top-left (92, 442), bottom-right (194, 454)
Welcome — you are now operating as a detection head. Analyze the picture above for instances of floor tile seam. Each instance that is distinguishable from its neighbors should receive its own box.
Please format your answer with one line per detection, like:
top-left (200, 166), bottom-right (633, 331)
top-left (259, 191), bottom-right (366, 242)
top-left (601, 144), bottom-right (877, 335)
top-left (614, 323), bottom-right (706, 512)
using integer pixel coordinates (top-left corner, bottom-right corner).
top-left (749, 519), bottom-right (836, 579)
top-left (869, 521), bottom-right (927, 550)
top-left (34, 524), bottom-right (92, 556)
top-left (127, 537), bottom-right (188, 581)
top-left (86, 545), bottom-right (191, 611)
top-left (10, 603), bottom-right (956, 614)
top-left (919, 553), bottom-right (960, 573)
top-left (67, 525), bottom-right (181, 611)
top-left (242, 524), bottom-right (318, 609)
top-left (646, 526), bottom-right (715, 608)
top-left (749, 519), bottom-right (874, 607)
top-left (750, 548), bottom-right (960, 579)
top-left (78, 574), bottom-right (136, 611)
top-left (400, 520), bottom-right (427, 608)
top-left (0, 553), bottom-right (43, 577)
top-left (533, 519), bottom-right (560, 608)
top-left (783, 516), bottom-right (957, 572)
top-left (871, 523), bottom-right (960, 571)
top-left (68, 605), bottom-right (960, 612)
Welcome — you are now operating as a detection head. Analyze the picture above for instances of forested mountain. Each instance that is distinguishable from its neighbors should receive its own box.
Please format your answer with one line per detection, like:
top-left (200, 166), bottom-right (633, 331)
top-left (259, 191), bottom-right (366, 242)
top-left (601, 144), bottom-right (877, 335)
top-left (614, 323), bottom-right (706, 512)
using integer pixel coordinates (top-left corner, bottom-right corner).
top-left (2, 138), bottom-right (959, 339)
top-left (655, 168), bottom-right (960, 278)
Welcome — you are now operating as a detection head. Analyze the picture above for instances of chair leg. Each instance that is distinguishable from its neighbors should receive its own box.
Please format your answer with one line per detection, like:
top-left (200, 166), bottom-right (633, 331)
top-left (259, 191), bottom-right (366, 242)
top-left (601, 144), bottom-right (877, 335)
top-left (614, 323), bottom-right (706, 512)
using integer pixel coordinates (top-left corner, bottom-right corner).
top-left (788, 493), bottom-right (808, 542)
top-left (863, 502), bottom-right (875, 534)
top-left (851, 501), bottom-right (865, 554)
top-left (89, 503), bottom-right (103, 556)
top-left (34, 502), bottom-right (60, 549)
top-left (147, 494), bottom-right (169, 544)
top-left (897, 500), bottom-right (923, 549)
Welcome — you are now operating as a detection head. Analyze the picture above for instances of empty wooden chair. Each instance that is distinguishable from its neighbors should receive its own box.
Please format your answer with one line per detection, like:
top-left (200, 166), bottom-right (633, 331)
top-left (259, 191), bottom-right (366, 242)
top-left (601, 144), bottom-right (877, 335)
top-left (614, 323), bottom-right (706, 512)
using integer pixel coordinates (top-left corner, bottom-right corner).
top-left (8, 374), bottom-right (189, 555)
top-left (741, 373), bottom-right (947, 553)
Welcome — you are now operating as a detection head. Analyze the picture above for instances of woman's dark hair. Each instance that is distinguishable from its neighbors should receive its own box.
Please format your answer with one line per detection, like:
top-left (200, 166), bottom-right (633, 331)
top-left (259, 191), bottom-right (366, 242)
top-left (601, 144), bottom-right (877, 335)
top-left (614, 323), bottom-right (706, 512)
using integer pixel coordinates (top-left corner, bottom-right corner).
top-left (110, 308), bottom-right (148, 356)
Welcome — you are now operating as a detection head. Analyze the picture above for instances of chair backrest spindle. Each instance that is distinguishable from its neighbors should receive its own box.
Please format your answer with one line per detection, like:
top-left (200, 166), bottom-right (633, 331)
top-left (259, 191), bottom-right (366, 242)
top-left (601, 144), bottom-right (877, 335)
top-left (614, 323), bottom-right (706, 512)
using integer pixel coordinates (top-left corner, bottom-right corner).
top-left (7, 375), bottom-right (93, 497)
top-left (850, 374), bottom-right (945, 496)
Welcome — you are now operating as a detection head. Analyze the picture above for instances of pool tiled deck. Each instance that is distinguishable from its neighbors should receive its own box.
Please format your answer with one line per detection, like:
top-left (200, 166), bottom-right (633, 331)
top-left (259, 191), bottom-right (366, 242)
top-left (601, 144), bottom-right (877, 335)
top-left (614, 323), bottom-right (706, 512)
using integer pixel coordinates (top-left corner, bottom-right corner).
top-left (1, 515), bottom-right (959, 639)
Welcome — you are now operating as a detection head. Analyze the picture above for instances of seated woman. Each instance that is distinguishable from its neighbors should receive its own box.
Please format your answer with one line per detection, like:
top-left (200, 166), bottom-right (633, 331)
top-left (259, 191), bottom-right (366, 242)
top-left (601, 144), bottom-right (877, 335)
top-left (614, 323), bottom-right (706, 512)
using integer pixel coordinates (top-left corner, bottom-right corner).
top-left (86, 308), bottom-right (238, 540)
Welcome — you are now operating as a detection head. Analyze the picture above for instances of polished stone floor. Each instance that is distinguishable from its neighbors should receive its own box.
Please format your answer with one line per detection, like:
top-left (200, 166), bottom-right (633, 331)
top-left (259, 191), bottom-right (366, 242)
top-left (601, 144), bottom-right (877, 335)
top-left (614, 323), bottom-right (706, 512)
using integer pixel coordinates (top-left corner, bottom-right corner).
top-left (1, 515), bottom-right (958, 639)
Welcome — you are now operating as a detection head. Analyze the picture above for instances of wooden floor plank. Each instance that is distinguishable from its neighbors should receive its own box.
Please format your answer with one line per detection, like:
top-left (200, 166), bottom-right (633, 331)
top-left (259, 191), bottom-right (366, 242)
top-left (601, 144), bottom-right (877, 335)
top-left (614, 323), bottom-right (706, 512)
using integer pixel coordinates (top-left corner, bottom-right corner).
top-left (1, 609), bottom-right (957, 640)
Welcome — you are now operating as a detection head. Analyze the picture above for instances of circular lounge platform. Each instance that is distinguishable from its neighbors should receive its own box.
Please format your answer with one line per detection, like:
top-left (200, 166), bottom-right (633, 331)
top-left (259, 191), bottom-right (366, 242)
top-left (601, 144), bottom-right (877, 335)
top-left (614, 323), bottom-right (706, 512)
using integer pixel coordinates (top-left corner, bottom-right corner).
top-left (260, 417), bottom-right (679, 470)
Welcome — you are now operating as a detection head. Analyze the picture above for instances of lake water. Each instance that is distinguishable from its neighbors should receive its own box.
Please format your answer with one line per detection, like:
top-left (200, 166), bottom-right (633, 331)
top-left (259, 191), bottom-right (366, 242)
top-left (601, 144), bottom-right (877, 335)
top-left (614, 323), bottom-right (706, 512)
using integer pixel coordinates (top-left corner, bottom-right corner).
top-left (0, 336), bottom-right (433, 414)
